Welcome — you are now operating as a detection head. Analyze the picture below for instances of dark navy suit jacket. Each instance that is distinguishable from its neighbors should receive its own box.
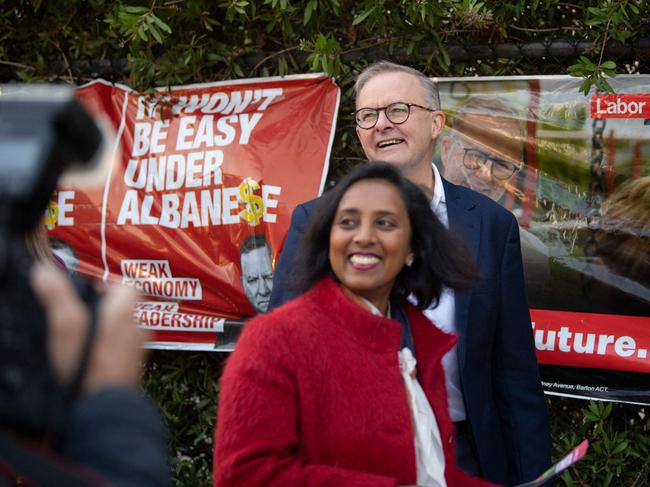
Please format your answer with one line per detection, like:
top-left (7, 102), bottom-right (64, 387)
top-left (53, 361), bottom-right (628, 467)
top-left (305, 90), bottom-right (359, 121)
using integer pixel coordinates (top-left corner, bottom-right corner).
top-left (269, 177), bottom-right (551, 486)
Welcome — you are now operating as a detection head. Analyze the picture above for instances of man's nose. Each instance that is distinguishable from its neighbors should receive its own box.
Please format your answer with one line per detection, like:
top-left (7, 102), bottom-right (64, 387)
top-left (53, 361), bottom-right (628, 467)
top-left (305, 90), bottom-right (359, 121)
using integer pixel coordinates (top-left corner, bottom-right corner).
top-left (474, 162), bottom-right (494, 185)
top-left (374, 109), bottom-right (394, 131)
top-left (259, 277), bottom-right (271, 295)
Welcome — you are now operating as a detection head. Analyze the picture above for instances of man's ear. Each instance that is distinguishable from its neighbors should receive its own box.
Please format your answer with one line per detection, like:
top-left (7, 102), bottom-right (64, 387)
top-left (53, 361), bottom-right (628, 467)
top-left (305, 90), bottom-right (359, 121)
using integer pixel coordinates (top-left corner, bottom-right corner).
top-left (355, 126), bottom-right (370, 158)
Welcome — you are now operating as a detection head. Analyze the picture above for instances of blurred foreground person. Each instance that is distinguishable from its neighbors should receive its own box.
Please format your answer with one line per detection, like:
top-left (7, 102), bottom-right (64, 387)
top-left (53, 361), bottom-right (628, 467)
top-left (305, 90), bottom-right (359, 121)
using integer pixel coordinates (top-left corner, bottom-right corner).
top-left (214, 163), bottom-right (497, 487)
top-left (0, 85), bottom-right (169, 486)
top-left (0, 263), bottom-right (170, 487)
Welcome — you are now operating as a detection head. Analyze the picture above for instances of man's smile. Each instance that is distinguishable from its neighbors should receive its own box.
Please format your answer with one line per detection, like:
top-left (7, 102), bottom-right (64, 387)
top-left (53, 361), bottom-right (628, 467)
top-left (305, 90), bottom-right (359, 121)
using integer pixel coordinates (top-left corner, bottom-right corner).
top-left (377, 138), bottom-right (404, 149)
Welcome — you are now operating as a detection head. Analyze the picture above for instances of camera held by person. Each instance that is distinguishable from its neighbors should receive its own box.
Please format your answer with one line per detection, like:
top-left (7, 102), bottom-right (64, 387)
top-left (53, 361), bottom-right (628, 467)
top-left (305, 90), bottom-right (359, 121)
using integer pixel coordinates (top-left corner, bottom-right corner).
top-left (0, 86), bottom-right (169, 486)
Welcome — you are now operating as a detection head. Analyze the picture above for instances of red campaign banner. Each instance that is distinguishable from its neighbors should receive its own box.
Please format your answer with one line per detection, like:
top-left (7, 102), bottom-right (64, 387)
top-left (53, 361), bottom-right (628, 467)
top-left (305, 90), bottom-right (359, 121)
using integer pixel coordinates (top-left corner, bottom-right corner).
top-left (591, 93), bottom-right (650, 118)
top-left (531, 309), bottom-right (650, 373)
top-left (47, 75), bottom-right (340, 350)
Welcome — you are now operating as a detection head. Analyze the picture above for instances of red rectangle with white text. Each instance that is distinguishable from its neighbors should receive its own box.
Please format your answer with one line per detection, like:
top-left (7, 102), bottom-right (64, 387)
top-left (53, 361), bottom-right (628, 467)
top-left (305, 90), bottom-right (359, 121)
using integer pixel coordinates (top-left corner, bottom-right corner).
top-left (531, 309), bottom-right (649, 373)
top-left (591, 94), bottom-right (650, 118)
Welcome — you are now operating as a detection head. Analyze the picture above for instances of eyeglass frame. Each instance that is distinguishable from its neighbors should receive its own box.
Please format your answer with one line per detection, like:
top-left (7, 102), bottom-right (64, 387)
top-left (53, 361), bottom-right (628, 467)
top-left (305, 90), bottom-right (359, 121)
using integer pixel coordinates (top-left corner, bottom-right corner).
top-left (451, 135), bottom-right (523, 181)
top-left (353, 102), bottom-right (437, 129)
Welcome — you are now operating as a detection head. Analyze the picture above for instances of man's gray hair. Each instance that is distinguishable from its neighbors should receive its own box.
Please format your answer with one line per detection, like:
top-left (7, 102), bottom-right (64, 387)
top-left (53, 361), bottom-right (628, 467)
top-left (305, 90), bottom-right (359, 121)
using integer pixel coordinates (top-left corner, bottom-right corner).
top-left (354, 61), bottom-right (441, 110)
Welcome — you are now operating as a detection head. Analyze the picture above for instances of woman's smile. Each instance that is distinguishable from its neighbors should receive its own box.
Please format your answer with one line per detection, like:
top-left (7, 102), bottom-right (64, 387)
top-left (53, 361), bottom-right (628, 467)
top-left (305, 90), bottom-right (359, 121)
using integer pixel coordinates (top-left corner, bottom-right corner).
top-left (348, 252), bottom-right (381, 270)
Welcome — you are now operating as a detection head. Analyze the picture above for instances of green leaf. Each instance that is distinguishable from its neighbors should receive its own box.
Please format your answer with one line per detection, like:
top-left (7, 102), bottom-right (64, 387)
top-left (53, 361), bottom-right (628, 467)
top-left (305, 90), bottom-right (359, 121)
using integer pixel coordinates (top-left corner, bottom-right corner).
top-left (137, 27), bottom-right (149, 42)
top-left (432, 31), bottom-right (450, 69)
top-left (601, 65), bottom-right (617, 77)
top-left (587, 7), bottom-right (605, 16)
top-left (603, 472), bottom-right (613, 487)
top-left (206, 52), bottom-right (223, 62)
top-left (579, 78), bottom-right (593, 96)
top-left (611, 440), bottom-right (630, 455)
top-left (152, 15), bottom-right (172, 34)
top-left (309, 53), bottom-right (320, 71)
top-left (589, 401), bottom-right (602, 417)
top-left (321, 55), bottom-right (329, 74)
top-left (278, 56), bottom-right (288, 76)
top-left (148, 23), bottom-right (163, 43)
top-left (563, 471), bottom-right (574, 487)
top-left (232, 61), bottom-right (244, 77)
top-left (604, 402), bottom-right (613, 418)
top-left (124, 6), bottom-right (149, 14)
top-left (352, 6), bottom-right (375, 26)
top-left (597, 78), bottom-right (615, 94)
top-left (568, 62), bottom-right (588, 77)
top-left (304, 0), bottom-right (316, 25)
top-left (315, 33), bottom-right (326, 50)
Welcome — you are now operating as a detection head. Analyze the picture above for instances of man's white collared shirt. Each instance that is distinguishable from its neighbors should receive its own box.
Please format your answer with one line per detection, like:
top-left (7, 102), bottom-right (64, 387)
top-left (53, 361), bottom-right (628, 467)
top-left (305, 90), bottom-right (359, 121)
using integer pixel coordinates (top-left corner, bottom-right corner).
top-left (425, 164), bottom-right (466, 423)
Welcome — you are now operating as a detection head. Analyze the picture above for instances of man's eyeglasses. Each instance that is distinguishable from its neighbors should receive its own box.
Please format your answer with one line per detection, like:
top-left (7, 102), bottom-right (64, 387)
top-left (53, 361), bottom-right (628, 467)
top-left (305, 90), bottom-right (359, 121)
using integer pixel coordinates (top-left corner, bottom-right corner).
top-left (354, 102), bottom-right (435, 129)
top-left (454, 137), bottom-right (522, 180)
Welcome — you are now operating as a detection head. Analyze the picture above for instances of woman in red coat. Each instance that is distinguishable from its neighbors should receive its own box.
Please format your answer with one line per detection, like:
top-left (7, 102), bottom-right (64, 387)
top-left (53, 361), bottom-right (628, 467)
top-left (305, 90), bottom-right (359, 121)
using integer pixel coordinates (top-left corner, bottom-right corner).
top-left (214, 163), bottom-right (499, 487)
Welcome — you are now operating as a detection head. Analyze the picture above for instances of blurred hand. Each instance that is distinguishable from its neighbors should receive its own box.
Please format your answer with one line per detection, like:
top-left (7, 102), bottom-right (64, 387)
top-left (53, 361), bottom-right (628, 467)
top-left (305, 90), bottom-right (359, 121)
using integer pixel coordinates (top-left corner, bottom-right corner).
top-left (31, 263), bottom-right (90, 386)
top-left (30, 263), bottom-right (149, 395)
top-left (84, 274), bottom-right (149, 394)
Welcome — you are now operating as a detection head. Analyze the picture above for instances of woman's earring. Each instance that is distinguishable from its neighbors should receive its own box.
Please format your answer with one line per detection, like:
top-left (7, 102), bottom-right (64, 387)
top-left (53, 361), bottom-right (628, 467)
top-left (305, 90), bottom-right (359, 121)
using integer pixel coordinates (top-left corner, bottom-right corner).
top-left (406, 255), bottom-right (414, 267)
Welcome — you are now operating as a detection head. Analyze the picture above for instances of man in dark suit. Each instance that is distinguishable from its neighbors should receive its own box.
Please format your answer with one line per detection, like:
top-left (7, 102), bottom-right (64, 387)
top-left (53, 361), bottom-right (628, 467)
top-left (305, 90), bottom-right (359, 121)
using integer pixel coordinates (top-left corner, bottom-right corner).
top-left (269, 61), bottom-right (551, 486)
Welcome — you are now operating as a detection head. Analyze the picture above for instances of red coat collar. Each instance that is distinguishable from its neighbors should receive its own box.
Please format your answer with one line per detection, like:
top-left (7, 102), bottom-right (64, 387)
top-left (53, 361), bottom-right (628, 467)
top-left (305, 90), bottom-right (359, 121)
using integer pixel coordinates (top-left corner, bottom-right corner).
top-left (303, 277), bottom-right (456, 361)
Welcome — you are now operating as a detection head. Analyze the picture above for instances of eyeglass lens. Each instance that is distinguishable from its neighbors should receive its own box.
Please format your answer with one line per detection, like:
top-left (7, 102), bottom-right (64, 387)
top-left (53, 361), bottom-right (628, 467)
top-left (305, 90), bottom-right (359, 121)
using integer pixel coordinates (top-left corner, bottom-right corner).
top-left (463, 149), bottom-right (517, 180)
top-left (356, 102), bottom-right (410, 128)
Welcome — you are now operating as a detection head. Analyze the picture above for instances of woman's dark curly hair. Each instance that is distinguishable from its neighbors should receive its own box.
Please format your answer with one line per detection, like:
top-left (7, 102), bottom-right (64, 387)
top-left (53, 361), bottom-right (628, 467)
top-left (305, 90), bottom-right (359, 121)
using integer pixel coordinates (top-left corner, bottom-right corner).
top-left (291, 162), bottom-right (478, 309)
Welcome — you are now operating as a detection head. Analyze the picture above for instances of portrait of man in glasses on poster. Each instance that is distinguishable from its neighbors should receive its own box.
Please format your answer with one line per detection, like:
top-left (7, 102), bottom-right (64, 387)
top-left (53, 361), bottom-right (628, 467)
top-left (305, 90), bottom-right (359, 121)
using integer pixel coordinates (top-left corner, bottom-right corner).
top-left (436, 95), bottom-right (551, 294)
top-left (439, 96), bottom-right (523, 203)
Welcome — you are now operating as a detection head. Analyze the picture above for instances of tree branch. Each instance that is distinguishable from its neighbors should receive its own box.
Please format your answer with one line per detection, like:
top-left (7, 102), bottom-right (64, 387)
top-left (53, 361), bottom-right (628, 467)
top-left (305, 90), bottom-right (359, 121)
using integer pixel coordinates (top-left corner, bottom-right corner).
top-left (0, 60), bottom-right (35, 70)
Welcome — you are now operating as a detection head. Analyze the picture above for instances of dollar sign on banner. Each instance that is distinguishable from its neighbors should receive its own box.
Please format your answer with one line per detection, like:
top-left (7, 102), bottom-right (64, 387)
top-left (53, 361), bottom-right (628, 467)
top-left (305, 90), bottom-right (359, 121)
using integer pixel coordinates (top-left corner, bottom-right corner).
top-left (239, 177), bottom-right (264, 226)
top-left (44, 200), bottom-right (59, 230)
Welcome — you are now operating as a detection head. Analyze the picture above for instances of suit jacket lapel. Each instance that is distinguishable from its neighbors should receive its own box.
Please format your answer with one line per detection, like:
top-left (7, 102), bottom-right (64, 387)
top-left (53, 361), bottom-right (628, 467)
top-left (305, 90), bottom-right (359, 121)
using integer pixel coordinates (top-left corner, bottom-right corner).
top-left (442, 178), bottom-right (480, 372)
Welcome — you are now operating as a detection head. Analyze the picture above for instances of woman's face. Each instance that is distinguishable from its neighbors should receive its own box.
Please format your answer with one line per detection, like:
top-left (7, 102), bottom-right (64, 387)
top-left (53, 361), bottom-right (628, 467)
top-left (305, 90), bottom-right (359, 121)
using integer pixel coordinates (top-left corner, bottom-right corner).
top-left (329, 179), bottom-right (413, 311)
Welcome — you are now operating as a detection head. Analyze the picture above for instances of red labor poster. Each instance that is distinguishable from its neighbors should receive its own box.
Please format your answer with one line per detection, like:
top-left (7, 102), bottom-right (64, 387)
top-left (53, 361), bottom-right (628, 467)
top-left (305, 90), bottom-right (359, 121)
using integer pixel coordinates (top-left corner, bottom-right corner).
top-left (433, 75), bottom-right (650, 404)
top-left (47, 75), bottom-right (340, 350)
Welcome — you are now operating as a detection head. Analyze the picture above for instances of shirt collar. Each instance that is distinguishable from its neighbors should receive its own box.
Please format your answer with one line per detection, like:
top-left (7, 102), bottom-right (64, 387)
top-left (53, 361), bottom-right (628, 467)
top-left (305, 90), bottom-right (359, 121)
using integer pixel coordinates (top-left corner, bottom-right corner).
top-left (431, 163), bottom-right (446, 210)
